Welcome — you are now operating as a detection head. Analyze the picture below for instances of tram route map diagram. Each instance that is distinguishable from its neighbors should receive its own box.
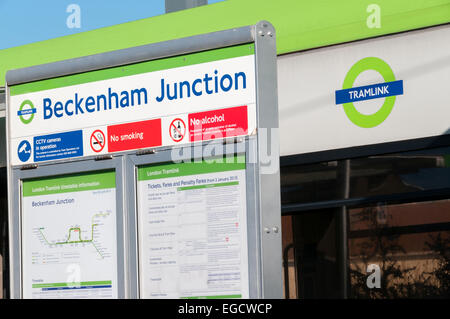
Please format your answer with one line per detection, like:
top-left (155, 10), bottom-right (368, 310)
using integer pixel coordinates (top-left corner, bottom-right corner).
top-left (34, 211), bottom-right (113, 259)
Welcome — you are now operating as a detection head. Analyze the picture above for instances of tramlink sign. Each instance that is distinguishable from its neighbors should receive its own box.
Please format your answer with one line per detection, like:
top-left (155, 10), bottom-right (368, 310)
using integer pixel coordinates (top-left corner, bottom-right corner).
top-left (277, 25), bottom-right (450, 157)
top-left (335, 57), bottom-right (404, 128)
top-left (17, 100), bottom-right (36, 124)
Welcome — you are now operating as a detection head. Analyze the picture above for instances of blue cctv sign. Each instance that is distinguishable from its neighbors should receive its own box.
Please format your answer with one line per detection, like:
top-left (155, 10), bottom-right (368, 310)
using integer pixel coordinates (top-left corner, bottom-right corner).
top-left (17, 140), bottom-right (32, 162)
top-left (33, 130), bottom-right (83, 162)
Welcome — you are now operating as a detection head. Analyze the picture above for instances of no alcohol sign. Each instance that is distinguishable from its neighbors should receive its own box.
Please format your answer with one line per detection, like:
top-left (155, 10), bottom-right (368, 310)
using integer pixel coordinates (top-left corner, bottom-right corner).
top-left (169, 118), bottom-right (186, 142)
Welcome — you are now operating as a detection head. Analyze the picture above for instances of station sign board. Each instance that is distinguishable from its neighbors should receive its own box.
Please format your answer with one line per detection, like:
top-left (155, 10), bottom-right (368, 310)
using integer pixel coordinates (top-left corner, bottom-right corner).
top-left (6, 22), bottom-right (282, 300)
top-left (9, 44), bottom-right (256, 165)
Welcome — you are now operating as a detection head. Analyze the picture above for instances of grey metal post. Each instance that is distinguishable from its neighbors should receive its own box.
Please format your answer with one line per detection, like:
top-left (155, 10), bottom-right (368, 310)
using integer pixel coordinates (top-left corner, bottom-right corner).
top-left (336, 159), bottom-right (350, 298)
top-left (165, 0), bottom-right (207, 13)
top-left (254, 21), bottom-right (283, 299)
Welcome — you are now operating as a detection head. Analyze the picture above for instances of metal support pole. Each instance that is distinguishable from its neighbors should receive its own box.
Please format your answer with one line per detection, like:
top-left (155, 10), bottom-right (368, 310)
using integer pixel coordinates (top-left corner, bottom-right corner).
top-left (336, 159), bottom-right (350, 298)
top-left (165, 0), bottom-right (207, 13)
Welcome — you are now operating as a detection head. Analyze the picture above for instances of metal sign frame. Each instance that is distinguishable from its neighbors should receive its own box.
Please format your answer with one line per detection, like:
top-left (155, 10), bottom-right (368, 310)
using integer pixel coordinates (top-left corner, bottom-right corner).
top-left (127, 138), bottom-right (261, 298)
top-left (6, 21), bottom-right (282, 299)
top-left (9, 158), bottom-right (126, 299)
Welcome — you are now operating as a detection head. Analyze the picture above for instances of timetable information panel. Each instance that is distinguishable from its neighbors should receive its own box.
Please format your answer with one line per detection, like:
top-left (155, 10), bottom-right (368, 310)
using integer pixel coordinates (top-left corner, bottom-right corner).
top-left (21, 171), bottom-right (118, 299)
top-left (137, 155), bottom-right (249, 298)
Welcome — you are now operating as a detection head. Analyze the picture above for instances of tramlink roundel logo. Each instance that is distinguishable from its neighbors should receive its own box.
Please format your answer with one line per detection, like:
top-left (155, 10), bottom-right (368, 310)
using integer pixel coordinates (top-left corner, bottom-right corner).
top-left (17, 99), bottom-right (37, 125)
top-left (335, 57), bottom-right (404, 128)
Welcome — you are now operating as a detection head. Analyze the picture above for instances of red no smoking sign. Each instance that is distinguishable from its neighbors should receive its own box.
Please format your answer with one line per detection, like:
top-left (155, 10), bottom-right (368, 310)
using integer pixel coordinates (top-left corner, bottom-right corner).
top-left (169, 118), bottom-right (186, 142)
top-left (90, 129), bottom-right (106, 152)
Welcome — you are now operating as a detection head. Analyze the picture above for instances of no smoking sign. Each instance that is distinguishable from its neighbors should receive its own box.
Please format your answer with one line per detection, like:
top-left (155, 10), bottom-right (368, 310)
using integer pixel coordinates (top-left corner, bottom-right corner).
top-left (90, 129), bottom-right (106, 152)
top-left (169, 118), bottom-right (186, 142)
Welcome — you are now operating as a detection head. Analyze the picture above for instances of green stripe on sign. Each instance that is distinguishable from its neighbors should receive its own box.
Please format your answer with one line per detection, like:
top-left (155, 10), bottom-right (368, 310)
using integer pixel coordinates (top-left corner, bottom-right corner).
top-left (22, 170), bottom-right (116, 197)
top-left (10, 43), bottom-right (254, 96)
top-left (137, 155), bottom-right (245, 181)
top-left (178, 181), bottom-right (238, 191)
top-left (32, 280), bottom-right (112, 288)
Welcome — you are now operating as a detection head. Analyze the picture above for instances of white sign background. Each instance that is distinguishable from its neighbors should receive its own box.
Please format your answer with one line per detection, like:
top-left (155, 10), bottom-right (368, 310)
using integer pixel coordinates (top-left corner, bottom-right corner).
top-left (9, 55), bottom-right (256, 140)
top-left (277, 25), bottom-right (450, 156)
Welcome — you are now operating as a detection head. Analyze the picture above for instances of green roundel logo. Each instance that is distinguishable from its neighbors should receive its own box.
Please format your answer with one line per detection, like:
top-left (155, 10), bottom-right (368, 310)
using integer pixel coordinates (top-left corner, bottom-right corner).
top-left (18, 100), bottom-right (37, 125)
top-left (335, 57), bottom-right (404, 128)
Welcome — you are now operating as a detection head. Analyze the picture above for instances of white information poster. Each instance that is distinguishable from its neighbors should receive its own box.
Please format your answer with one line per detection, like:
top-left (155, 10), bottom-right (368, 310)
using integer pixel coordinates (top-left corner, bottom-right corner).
top-left (21, 171), bottom-right (118, 299)
top-left (137, 155), bottom-right (249, 299)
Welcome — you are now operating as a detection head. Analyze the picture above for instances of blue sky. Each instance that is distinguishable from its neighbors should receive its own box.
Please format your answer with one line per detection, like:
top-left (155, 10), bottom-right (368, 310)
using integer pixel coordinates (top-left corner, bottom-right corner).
top-left (0, 0), bottom-right (224, 50)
